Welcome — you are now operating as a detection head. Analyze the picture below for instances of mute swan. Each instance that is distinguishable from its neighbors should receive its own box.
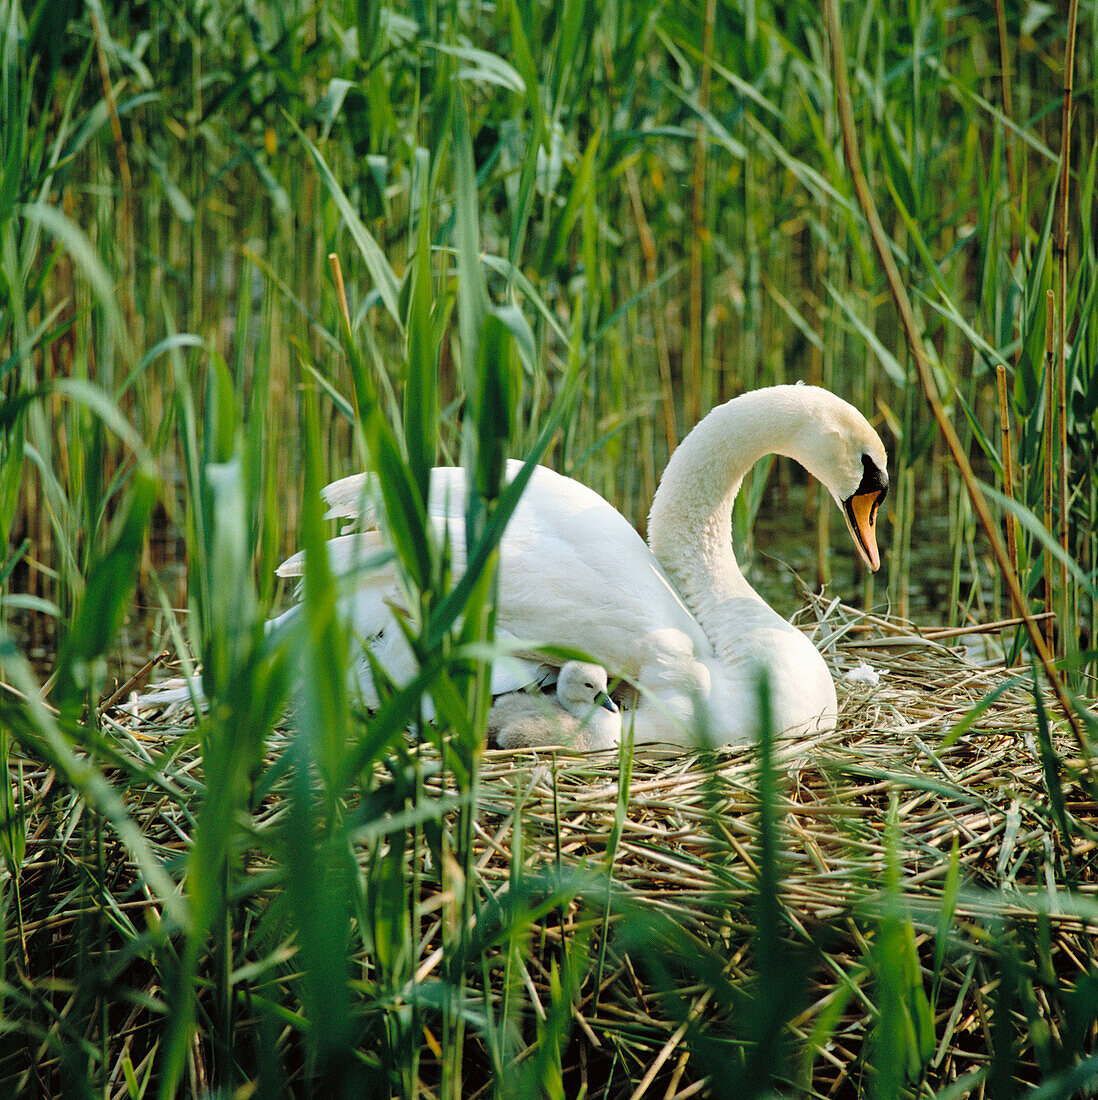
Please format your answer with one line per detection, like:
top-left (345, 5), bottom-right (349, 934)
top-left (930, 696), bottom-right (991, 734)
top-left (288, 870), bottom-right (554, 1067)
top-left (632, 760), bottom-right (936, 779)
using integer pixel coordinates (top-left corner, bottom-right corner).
top-left (276, 384), bottom-right (888, 748)
top-left (489, 662), bottom-right (621, 751)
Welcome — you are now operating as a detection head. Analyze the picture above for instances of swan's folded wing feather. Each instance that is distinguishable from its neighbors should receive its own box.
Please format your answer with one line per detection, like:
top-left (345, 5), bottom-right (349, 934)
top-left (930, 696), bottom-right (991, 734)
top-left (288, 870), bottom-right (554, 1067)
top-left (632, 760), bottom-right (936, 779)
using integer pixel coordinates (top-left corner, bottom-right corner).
top-left (320, 465), bottom-right (488, 530)
top-left (301, 461), bottom-right (715, 718)
top-left (321, 472), bottom-right (382, 526)
top-left (486, 468), bottom-right (713, 677)
top-left (275, 530), bottom-right (395, 580)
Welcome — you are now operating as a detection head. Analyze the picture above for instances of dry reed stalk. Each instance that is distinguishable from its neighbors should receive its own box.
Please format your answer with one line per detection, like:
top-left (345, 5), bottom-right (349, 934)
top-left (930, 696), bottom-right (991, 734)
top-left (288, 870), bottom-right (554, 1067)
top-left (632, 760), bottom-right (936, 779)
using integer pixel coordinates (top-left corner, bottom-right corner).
top-left (820, 0), bottom-right (1092, 763)
top-left (922, 612), bottom-right (1054, 641)
top-left (992, 0), bottom-right (1021, 615)
top-left (96, 649), bottom-right (170, 717)
top-left (328, 251), bottom-right (362, 434)
top-left (329, 252), bottom-right (353, 332)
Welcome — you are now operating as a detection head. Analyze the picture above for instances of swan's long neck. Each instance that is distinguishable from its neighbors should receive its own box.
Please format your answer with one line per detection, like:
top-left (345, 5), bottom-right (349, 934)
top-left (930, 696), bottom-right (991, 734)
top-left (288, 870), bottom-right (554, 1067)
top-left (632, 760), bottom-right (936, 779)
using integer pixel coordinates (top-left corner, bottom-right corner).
top-left (647, 387), bottom-right (822, 656)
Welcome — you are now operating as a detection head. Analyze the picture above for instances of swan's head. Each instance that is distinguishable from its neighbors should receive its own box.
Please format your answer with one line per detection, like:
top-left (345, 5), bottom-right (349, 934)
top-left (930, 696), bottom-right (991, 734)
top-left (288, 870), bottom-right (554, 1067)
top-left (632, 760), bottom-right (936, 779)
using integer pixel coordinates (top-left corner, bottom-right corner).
top-left (558, 662), bottom-right (618, 714)
top-left (802, 396), bottom-right (889, 572)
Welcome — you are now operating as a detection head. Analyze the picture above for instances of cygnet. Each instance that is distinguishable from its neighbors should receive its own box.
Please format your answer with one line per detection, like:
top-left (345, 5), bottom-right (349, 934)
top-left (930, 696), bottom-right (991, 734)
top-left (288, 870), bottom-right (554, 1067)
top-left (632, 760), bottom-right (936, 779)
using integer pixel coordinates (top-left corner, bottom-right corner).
top-left (489, 661), bottom-right (620, 751)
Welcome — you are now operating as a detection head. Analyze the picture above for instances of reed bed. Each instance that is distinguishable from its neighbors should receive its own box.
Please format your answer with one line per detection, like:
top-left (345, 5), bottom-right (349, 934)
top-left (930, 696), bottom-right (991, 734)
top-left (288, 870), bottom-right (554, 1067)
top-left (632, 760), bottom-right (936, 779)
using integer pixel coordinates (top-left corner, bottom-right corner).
top-left (5, 600), bottom-right (1091, 1097)
top-left (5, 1), bottom-right (1098, 1095)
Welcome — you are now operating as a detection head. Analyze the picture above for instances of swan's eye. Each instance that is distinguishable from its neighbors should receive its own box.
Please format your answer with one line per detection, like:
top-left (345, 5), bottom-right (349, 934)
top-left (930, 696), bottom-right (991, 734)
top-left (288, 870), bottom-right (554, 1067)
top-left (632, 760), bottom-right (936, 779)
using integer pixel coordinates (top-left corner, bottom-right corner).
top-left (856, 453), bottom-right (888, 497)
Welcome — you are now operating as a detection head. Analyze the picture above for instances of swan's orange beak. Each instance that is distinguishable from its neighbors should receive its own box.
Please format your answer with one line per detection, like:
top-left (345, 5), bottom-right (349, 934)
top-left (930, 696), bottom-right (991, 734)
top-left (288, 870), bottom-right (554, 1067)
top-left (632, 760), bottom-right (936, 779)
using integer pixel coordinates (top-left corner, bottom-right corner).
top-left (842, 454), bottom-right (888, 572)
top-left (843, 489), bottom-right (885, 572)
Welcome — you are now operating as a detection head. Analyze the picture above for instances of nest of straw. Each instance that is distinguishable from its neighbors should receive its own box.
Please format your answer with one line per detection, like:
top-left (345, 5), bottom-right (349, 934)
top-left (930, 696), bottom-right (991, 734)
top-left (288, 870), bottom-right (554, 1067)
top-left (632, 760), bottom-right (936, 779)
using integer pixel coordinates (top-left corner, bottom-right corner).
top-left (432, 600), bottom-right (1097, 1096)
top-left (9, 599), bottom-right (1098, 1096)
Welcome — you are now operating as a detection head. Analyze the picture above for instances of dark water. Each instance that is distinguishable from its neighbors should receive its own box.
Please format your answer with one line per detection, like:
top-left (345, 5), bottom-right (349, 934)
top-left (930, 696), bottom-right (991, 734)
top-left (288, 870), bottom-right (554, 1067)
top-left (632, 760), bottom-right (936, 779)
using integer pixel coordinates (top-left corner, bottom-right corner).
top-left (749, 479), bottom-right (967, 624)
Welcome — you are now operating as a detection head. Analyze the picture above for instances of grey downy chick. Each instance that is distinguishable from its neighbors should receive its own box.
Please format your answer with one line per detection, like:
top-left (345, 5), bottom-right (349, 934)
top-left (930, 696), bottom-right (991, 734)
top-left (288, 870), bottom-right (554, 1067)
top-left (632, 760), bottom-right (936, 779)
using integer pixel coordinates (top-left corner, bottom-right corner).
top-left (489, 661), bottom-right (620, 751)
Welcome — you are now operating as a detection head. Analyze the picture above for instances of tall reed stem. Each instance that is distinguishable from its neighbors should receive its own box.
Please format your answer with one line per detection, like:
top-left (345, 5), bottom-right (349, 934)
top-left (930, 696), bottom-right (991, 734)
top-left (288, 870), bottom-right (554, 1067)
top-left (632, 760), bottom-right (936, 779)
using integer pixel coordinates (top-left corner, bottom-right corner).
top-left (687, 0), bottom-right (716, 425)
top-left (995, 363), bottom-right (1019, 596)
top-left (1055, 0), bottom-right (1079, 658)
top-left (1044, 289), bottom-right (1056, 649)
top-left (599, 33), bottom-right (677, 458)
top-left (821, 0), bottom-right (1091, 758)
top-left (91, 6), bottom-right (136, 350)
top-left (623, 160), bottom-right (677, 455)
top-left (992, 0), bottom-right (1020, 615)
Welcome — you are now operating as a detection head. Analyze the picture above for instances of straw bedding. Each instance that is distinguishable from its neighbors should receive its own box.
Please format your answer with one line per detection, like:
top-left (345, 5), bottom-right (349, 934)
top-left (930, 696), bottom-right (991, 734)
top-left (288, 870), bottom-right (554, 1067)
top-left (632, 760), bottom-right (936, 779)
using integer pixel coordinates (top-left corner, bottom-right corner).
top-left (11, 598), bottom-right (1098, 1096)
top-left (423, 600), bottom-right (1098, 1095)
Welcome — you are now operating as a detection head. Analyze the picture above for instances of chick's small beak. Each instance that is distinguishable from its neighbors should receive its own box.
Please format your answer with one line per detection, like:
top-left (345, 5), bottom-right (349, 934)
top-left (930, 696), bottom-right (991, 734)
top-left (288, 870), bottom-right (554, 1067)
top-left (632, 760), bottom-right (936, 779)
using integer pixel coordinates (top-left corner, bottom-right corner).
top-left (596, 691), bottom-right (618, 713)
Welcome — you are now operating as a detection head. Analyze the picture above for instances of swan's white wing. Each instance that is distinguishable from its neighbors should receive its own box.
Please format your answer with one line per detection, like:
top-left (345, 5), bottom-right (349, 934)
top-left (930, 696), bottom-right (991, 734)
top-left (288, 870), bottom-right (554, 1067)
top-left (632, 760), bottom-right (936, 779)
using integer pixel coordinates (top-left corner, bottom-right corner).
top-left (489, 464), bottom-right (711, 677)
top-left (276, 461), bottom-right (715, 729)
top-left (293, 462), bottom-right (710, 670)
top-left (276, 530), bottom-right (391, 580)
top-left (413, 461), bottom-right (713, 677)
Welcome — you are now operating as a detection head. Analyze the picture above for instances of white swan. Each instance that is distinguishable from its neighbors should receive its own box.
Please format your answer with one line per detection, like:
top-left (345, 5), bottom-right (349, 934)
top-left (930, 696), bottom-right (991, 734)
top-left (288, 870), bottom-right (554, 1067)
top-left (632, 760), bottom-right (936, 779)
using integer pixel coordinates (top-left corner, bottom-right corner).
top-left (489, 662), bottom-right (621, 751)
top-left (276, 384), bottom-right (887, 748)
